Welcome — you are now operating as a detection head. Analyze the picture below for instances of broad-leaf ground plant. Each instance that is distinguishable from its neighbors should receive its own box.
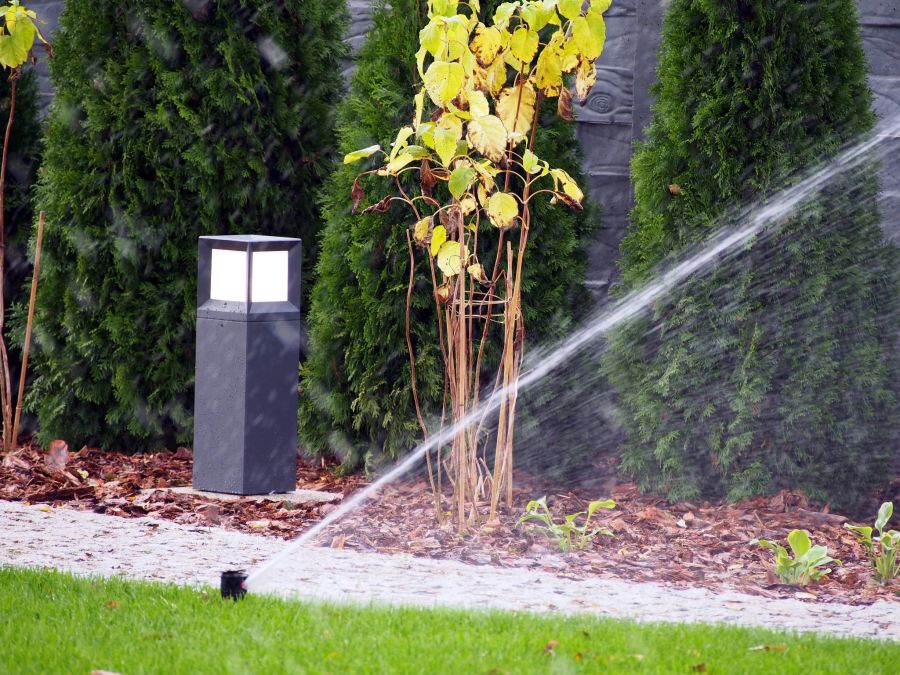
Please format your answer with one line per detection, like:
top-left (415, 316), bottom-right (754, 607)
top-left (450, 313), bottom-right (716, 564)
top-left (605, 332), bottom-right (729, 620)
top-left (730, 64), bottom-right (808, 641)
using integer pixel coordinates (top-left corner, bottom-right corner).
top-left (345, 0), bottom-right (612, 530)
top-left (755, 529), bottom-right (840, 586)
top-left (517, 495), bottom-right (615, 551)
top-left (845, 502), bottom-right (899, 584)
top-left (0, 1), bottom-right (46, 453)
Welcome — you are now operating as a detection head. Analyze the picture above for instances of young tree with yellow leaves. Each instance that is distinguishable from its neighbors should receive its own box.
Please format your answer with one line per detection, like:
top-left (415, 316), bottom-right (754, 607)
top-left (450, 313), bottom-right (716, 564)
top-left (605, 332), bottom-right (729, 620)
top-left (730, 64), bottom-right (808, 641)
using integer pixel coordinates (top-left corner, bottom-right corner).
top-left (345, 0), bottom-right (612, 530)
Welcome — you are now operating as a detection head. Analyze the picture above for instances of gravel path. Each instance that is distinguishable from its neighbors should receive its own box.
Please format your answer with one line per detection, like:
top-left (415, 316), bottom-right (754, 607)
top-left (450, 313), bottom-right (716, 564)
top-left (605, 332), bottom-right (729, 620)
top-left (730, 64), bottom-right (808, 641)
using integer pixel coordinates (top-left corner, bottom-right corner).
top-left (2, 500), bottom-right (897, 641)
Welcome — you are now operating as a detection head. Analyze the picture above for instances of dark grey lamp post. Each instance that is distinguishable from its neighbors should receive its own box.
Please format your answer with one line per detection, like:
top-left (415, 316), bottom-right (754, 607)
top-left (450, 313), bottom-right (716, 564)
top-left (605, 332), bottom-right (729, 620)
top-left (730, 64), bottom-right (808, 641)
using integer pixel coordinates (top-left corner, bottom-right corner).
top-left (192, 235), bottom-right (302, 495)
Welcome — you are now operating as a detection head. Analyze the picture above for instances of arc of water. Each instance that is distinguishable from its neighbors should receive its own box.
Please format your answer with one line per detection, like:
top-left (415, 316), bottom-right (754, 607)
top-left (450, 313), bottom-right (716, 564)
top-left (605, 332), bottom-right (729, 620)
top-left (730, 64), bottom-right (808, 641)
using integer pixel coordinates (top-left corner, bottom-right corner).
top-left (247, 114), bottom-right (900, 587)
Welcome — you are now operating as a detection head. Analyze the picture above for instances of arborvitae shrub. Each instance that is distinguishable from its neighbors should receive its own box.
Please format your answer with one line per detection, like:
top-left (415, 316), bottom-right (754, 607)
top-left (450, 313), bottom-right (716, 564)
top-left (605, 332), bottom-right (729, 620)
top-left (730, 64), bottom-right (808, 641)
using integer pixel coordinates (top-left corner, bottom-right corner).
top-left (299, 0), bottom-right (596, 469)
top-left (25, 0), bottom-right (347, 452)
top-left (604, 0), bottom-right (900, 510)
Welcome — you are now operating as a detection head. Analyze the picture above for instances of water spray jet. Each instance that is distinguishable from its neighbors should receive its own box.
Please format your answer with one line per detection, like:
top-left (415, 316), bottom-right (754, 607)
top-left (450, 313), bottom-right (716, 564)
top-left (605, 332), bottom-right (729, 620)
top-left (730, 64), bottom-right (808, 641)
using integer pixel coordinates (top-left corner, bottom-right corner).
top-left (244, 114), bottom-right (900, 590)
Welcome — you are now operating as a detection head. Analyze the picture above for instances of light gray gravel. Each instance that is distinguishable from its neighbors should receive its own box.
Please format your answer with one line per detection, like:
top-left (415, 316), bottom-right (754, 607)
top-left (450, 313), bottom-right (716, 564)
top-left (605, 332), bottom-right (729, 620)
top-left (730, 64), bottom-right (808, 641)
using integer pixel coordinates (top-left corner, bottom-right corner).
top-left (2, 500), bottom-right (897, 641)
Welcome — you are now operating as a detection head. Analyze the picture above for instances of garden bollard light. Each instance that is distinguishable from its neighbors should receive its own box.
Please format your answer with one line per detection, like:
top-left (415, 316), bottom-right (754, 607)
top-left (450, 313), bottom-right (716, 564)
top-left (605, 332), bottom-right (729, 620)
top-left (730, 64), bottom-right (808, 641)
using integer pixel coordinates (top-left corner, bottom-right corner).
top-left (192, 235), bottom-right (302, 495)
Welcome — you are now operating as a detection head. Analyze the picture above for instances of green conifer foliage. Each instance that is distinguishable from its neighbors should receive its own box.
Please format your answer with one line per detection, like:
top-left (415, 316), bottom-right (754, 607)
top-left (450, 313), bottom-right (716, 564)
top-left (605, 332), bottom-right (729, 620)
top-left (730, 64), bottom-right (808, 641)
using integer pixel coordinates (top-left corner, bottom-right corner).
top-left (300, 0), bottom-right (595, 469)
top-left (25, 0), bottom-right (347, 452)
top-left (605, 0), bottom-right (900, 509)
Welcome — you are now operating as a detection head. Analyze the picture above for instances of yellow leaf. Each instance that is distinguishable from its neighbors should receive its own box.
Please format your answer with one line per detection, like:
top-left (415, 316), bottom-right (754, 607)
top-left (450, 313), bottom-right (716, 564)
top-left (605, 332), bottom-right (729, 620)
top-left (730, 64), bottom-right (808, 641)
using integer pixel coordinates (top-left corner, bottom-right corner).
top-left (522, 148), bottom-right (539, 174)
top-left (551, 167), bottom-right (584, 203)
top-left (449, 165), bottom-right (476, 199)
top-left (470, 25), bottom-right (502, 66)
top-left (493, 2), bottom-right (518, 30)
top-left (472, 58), bottom-right (506, 96)
top-left (473, 159), bottom-right (498, 192)
top-left (520, 1), bottom-right (553, 31)
top-left (434, 114), bottom-right (463, 166)
top-left (382, 152), bottom-right (418, 174)
top-left (437, 240), bottom-right (469, 277)
top-left (560, 35), bottom-right (580, 73)
top-left (467, 90), bottom-right (490, 119)
top-left (534, 45), bottom-right (563, 96)
top-left (431, 225), bottom-right (448, 257)
top-left (414, 91), bottom-right (426, 129)
top-left (594, 0), bottom-right (613, 13)
top-left (419, 19), bottom-right (444, 57)
top-left (416, 47), bottom-right (428, 78)
top-left (413, 218), bottom-right (431, 244)
top-left (496, 83), bottom-right (536, 139)
top-left (466, 115), bottom-right (508, 162)
top-left (443, 16), bottom-right (471, 61)
top-left (487, 192), bottom-right (518, 228)
top-left (429, 0), bottom-right (459, 19)
top-left (460, 196), bottom-right (478, 214)
top-left (509, 27), bottom-right (538, 65)
top-left (390, 126), bottom-right (415, 161)
top-left (575, 57), bottom-right (596, 102)
top-left (558, 0), bottom-right (583, 20)
top-left (573, 10), bottom-right (605, 60)
top-left (424, 60), bottom-right (465, 107)
top-left (467, 263), bottom-right (486, 282)
top-left (477, 183), bottom-right (491, 207)
top-left (436, 282), bottom-right (452, 303)
top-left (343, 145), bottom-right (381, 164)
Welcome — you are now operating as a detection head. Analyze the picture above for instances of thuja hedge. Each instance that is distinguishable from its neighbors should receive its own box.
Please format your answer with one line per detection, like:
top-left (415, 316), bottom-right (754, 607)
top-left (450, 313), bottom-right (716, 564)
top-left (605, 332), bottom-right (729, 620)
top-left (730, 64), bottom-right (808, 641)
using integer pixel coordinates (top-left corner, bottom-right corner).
top-left (24, 0), bottom-right (348, 452)
top-left (299, 0), bottom-right (596, 469)
top-left (605, 0), bottom-right (900, 509)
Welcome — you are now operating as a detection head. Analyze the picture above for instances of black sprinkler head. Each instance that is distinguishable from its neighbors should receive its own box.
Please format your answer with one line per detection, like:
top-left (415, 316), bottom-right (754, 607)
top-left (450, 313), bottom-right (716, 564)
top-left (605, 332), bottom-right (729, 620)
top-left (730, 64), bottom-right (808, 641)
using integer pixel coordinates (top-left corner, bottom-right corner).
top-left (221, 570), bottom-right (248, 600)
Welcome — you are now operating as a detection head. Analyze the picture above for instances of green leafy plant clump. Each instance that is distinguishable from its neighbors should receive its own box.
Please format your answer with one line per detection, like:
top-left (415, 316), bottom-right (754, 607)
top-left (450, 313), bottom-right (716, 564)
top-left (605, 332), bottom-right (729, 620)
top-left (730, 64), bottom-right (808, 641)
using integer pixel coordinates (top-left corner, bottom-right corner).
top-left (845, 502), bottom-right (899, 584)
top-left (517, 495), bottom-right (616, 551)
top-left (23, 0), bottom-right (349, 452)
top-left (603, 0), bottom-right (900, 510)
top-left (299, 0), bottom-right (597, 473)
top-left (755, 529), bottom-right (840, 586)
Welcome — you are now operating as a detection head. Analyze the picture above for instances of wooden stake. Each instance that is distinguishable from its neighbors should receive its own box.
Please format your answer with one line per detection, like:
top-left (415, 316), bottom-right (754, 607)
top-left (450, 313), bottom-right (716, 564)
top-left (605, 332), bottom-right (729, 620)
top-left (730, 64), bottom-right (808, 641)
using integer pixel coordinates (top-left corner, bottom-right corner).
top-left (12, 211), bottom-right (45, 448)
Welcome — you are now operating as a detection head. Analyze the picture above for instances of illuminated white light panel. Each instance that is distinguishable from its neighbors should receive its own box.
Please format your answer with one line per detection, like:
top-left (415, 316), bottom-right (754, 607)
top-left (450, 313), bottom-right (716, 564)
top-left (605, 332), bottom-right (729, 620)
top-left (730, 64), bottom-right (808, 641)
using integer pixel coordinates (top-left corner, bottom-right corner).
top-left (250, 250), bottom-right (289, 302)
top-left (210, 249), bottom-right (248, 302)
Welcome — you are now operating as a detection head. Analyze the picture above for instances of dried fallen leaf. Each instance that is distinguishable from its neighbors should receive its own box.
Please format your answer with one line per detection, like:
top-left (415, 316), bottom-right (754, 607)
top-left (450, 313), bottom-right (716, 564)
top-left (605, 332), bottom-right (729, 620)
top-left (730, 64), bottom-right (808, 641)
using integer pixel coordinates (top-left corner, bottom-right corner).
top-left (103, 599), bottom-right (119, 609)
top-left (196, 503), bottom-right (220, 525)
top-left (2, 453), bottom-right (30, 469)
top-left (544, 640), bottom-right (558, 655)
top-left (668, 183), bottom-right (683, 195)
top-left (749, 645), bottom-right (787, 652)
top-left (692, 663), bottom-right (707, 673)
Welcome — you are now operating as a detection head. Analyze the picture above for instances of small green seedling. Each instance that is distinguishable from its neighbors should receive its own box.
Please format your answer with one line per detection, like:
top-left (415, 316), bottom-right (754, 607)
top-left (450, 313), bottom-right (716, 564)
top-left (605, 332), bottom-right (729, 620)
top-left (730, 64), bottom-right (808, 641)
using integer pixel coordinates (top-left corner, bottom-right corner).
top-left (755, 529), bottom-right (840, 586)
top-left (517, 497), bottom-right (616, 552)
top-left (844, 502), bottom-right (899, 584)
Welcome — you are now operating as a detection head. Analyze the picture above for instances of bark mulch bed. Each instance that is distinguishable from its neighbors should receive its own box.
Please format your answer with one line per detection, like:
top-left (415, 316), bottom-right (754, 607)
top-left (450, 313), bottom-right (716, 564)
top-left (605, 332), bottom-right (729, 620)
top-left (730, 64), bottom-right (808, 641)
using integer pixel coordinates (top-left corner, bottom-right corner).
top-left (2, 443), bottom-right (898, 607)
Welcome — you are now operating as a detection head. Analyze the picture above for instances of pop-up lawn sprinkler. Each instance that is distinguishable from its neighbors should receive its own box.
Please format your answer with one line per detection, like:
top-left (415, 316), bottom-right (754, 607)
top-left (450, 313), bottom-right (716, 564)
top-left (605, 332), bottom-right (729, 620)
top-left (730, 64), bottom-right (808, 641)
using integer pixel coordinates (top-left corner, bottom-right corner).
top-left (220, 570), bottom-right (248, 600)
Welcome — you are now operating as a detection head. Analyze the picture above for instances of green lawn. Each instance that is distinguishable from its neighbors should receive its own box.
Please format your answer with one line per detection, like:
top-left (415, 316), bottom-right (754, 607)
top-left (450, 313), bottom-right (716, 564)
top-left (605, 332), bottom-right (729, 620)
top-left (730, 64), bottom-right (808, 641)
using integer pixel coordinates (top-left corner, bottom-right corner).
top-left (1, 566), bottom-right (895, 674)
